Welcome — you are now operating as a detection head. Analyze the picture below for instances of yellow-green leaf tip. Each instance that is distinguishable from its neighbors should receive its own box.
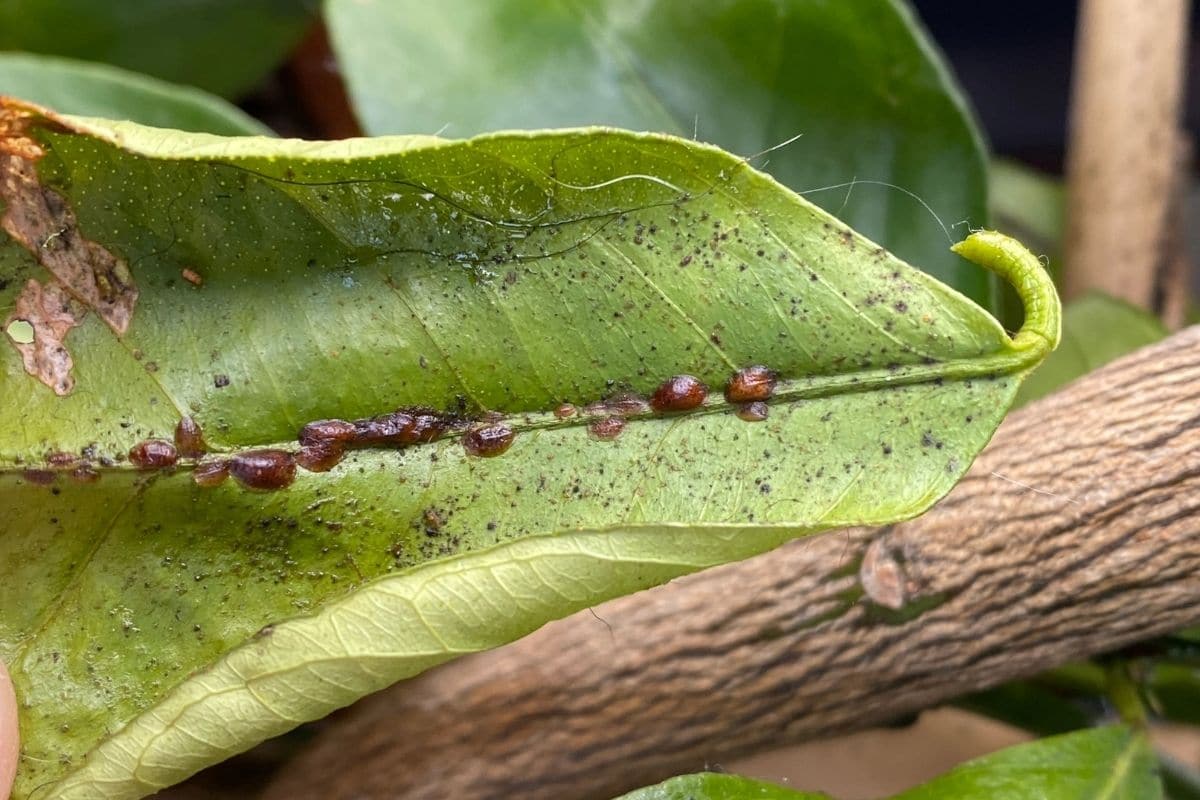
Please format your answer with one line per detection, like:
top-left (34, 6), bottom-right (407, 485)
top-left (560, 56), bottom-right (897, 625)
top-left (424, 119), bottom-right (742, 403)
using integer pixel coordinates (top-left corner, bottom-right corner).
top-left (952, 230), bottom-right (1062, 360)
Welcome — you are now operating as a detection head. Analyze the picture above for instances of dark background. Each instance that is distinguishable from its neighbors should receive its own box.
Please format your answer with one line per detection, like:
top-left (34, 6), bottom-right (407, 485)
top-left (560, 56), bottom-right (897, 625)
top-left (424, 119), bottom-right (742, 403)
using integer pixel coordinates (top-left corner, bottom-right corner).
top-left (913, 1), bottom-right (1200, 171)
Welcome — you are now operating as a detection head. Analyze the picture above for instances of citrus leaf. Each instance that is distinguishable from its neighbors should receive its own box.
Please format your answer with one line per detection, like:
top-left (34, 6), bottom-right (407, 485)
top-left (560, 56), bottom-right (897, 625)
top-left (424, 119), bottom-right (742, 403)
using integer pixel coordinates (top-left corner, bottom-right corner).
top-left (325, 0), bottom-right (996, 313)
top-left (0, 53), bottom-right (272, 136)
top-left (893, 726), bottom-right (1161, 800)
top-left (614, 773), bottom-right (828, 800)
top-left (615, 727), bottom-right (1160, 800)
top-left (0, 101), bottom-right (1058, 799)
top-left (0, 0), bottom-right (315, 98)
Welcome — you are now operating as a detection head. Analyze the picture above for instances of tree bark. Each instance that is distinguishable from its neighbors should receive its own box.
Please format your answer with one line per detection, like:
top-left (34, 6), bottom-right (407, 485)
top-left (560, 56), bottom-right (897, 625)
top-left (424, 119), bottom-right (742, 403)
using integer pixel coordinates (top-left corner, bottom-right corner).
top-left (263, 327), bottom-right (1200, 800)
top-left (1063, 0), bottom-right (1191, 311)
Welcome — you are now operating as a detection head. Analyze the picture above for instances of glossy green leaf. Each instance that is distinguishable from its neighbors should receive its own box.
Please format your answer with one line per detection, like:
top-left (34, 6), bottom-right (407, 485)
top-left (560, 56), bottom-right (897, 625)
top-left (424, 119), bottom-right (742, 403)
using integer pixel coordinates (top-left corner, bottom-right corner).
top-left (0, 0), bottom-right (315, 98)
top-left (894, 726), bottom-right (1161, 800)
top-left (1015, 292), bottom-right (1167, 407)
top-left (326, 0), bottom-right (995, 313)
top-left (614, 773), bottom-right (827, 800)
top-left (618, 727), bottom-right (1162, 800)
top-left (0, 53), bottom-right (272, 136)
top-left (0, 103), bottom-right (1057, 799)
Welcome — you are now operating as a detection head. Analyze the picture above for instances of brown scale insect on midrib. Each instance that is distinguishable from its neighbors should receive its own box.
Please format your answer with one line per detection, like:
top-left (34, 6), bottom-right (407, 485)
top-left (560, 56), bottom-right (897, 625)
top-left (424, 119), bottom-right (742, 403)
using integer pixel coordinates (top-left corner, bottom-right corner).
top-left (228, 449), bottom-right (296, 491)
top-left (128, 439), bottom-right (178, 470)
top-left (462, 423), bottom-right (515, 457)
top-left (174, 415), bottom-right (208, 458)
top-left (20, 364), bottom-right (784, 490)
top-left (725, 365), bottom-right (777, 403)
top-left (650, 375), bottom-right (708, 412)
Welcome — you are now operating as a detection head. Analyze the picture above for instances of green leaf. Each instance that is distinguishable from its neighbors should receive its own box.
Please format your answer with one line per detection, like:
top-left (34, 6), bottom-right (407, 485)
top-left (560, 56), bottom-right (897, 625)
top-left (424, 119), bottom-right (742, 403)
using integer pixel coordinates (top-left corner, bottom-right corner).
top-left (893, 726), bottom-right (1162, 800)
top-left (617, 727), bottom-right (1162, 800)
top-left (1015, 292), bottom-right (1167, 408)
top-left (0, 53), bottom-right (273, 136)
top-left (614, 773), bottom-right (828, 800)
top-left (0, 103), bottom-right (1057, 799)
top-left (325, 0), bottom-right (995, 313)
top-left (0, 0), bottom-right (316, 98)
top-left (958, 681), bottom-right (1094, 738)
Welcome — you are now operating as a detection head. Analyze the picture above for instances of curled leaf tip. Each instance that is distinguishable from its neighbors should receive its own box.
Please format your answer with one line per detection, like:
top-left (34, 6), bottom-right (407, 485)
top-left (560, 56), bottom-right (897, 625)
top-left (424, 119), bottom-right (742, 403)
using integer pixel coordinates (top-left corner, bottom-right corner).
top-left (951, 230), bottom-right (1062, 359)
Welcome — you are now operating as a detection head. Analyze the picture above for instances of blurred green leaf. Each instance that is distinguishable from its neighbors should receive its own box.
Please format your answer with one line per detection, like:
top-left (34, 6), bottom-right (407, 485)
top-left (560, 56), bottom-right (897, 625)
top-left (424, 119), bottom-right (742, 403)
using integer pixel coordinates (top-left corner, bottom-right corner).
top-left (617, 727), bottom-right (1160, 799)
top-left (614, 773), bottom-right (827, 800)
top-left (0, 0), bottom-right (316, 98)
top-left (0, 53), bottom-right (272, 135)
top-left (990, 159), bottom-right (1065, 263)
top-left (893, 726), bottom-right (1161, 800)
top-left (959, 681), bottom-right (1095, 738)
top-left (1148, 664), bottom-right (1200, 727)
top-left (326, 0), bottom-right (996, 314)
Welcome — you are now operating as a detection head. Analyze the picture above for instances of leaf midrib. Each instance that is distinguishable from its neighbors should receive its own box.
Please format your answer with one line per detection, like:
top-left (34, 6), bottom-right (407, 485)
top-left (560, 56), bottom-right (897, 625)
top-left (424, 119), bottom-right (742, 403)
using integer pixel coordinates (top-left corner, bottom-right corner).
top-left (0, 350), bottom-right (1031, 470)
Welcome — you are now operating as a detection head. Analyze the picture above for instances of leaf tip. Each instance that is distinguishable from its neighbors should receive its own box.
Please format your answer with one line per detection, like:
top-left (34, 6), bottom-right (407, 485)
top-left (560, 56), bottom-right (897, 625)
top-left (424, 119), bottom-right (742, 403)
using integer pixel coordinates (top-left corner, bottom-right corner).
top-left (951, 230), bottom-right (1062, 360)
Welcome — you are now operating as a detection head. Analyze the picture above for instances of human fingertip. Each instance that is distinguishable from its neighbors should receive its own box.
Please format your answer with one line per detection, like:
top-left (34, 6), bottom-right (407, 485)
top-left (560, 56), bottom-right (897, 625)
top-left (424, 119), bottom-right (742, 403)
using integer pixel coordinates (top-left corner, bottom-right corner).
top-left (0, 658), bottom-right (17, 800)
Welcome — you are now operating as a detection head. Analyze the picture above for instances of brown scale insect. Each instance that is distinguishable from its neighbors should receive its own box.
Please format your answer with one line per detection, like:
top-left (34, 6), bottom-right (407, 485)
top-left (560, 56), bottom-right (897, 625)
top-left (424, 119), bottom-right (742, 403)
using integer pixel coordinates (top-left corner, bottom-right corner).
top-left (736, 401), bottom-right (769, 422)
top-left (588, 415), bottom-right (626, 440)
top-left (553, 403), bottom-right (577, 419)
top-left (46, 451), bottom-right (79, 469)
top-left (604, 392), bottom-right (651, 416)
top-left (296, 440), bottom-right (345, 473)
top-left (174, 416), bottom-right (208, 458)
top-left (129, 439), bottom-right (178, 469)
top-left (229, 449), bottom-right (296, 490)
top-left (583, 400), bottom-right (608, 416)
top-left (353, 408), bottom-right (449, 446)
top-left (463, 424), bottom-right (515, 457)
top-left (725, 365), bottom-right (777, 403)
top-left (650, 375), bottom-right (707, 412)
top-left (193, 459), bottom-right (230, 488)
top-left (299, 419), bottom-right (357, 447)
top-left (22, 468), bottom-right (57, 485)
top-left (407, 411), bottom-right (450, 444)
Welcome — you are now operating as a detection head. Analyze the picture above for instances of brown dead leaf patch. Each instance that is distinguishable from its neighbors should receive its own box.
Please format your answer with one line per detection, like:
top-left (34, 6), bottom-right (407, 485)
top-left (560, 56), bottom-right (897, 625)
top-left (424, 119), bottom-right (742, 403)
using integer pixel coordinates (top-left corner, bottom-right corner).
top-left (1, 100), bottom-right (139, 395)
top-left (1, 155), bottom-right (138, 333)
top-left (5, 278), bottom-right (86, 396)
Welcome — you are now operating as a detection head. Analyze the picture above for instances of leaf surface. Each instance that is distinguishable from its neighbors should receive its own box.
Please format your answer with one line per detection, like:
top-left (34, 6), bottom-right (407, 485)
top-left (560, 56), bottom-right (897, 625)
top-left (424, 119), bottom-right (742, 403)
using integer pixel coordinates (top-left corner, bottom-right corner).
top-left (325, 0), bottom-right (995, 312)
top-left (0, 53), bottom-right (272, 136)
top-left (0, 103), bottom-right (1057, 799)
top-left (615, 727), bottom-right (1161, 800)
top-left (893, 725), bottom-right (1161, 800)
top-left (615, 773), bottom-right (828, 800)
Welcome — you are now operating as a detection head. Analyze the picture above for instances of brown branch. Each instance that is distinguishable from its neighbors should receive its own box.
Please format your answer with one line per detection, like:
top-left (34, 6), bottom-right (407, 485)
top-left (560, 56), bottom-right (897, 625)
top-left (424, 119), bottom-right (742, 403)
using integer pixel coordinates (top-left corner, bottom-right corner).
top-left (1063, 0), bottom-right (1191, 310)
top-left (262, 327), bottom-right (1200, 800)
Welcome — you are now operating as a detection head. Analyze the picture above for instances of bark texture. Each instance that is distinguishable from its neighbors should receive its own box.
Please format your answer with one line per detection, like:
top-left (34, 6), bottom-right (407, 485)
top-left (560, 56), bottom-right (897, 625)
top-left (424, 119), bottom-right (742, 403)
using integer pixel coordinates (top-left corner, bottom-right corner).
top-left (264, 327), bottom-right (1200, 800)
top-left (1064, 0), bottom-right (1191, 311)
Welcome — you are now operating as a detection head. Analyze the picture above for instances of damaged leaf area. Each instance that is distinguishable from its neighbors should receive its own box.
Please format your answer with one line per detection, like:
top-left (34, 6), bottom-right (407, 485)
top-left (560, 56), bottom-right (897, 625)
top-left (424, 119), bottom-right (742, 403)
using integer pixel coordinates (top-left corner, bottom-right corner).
top-left (0, 102), bottom-right (138, 394)
top-left (5, 278), bottom-right (84, 394)
top-left (0, 101), bottom-right (1059, 800)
